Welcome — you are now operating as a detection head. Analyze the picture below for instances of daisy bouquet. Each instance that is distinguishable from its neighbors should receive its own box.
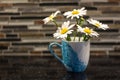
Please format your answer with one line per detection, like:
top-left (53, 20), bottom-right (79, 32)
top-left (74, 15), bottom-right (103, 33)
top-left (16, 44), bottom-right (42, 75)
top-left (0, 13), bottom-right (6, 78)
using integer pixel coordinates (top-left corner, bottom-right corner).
top-left (43, 7), bottom-right (109, 42)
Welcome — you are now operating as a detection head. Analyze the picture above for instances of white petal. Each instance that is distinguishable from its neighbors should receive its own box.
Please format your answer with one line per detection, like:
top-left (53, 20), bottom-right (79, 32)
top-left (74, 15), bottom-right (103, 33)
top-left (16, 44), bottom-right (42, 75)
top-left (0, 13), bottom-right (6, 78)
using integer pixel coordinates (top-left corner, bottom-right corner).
top-left (89, 30), bottom-right (99, 37)
top-left (76, 15), bottom-right (79, 19)
top-left (65, 21), bottom-right (70, 27)
top-left (68, 24), bottom-right (75, 29)
top-left (66, 15), bottom-right (71, 18)
top-left (80, 7), bottom-right (85, 11)
top-left (71, 16), bottom-right (74, 19)
top-left (63, 11), bottom-right (71, 16)
top-left (67, 30), bottom-right (73, 34)
top-left (53, 10), bottom-right (61, 17)
top-left (77, 25), bottom-right (83, 32)
top-left (62, 21), bottom-right (70, 28)
top-left (43, 17), bottom-right (50, 24)
top-left (101, 24), bottom-right (109, 30)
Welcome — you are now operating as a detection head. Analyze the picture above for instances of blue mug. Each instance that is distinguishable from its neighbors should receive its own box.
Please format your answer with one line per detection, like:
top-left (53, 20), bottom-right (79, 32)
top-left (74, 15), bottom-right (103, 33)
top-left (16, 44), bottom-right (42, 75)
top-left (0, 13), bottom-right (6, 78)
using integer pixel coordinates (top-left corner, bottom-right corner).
top-left (49, 40), bottom-right (90, 72)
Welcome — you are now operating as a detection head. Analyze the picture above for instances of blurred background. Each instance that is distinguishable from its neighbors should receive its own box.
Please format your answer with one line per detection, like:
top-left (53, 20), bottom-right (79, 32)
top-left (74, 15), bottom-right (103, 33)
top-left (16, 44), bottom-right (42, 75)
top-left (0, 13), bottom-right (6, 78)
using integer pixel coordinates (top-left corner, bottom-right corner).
top-left (0, 0), bottom-right (119, 56)
top-left (0, 0), bottom-right (119, 79)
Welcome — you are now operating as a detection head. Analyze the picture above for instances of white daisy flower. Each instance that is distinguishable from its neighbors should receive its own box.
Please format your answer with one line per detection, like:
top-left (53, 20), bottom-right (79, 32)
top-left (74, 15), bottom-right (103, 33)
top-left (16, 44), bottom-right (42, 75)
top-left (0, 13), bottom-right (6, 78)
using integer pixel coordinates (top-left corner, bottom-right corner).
top-left (63, 7), bottom-right (87, 19)
top-left (53, 21), bottom-right (75, 39)
top-left (77, 26), bottom-right (99, 37)
top-left (43, 10), bottom-right (60, 24)
top-left (87, 19), bottom-right (109, 30)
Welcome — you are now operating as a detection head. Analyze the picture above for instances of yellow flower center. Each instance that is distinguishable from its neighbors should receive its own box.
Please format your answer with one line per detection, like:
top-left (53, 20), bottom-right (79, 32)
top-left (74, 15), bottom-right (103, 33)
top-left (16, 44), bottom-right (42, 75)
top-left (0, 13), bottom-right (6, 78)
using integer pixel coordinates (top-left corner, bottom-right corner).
top-left (84, 28), bottom-right (92, 34)
top-left (72, 10), bottom-right (79, 15)
top-left (95, 23), bottom-right (100, 27)
top-left (60, 27), bottom-right (68, 34)
top-left (49, 15), bottom-right (54, 20)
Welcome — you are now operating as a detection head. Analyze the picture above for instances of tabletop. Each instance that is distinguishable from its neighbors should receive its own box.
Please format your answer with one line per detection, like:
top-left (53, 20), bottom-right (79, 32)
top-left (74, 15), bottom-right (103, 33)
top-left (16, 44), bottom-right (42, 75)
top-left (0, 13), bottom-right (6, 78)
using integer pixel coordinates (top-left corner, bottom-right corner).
top-left (0, 55), bottom-right (120, 80)
top-left (39, 56), bottom-right (120, 80)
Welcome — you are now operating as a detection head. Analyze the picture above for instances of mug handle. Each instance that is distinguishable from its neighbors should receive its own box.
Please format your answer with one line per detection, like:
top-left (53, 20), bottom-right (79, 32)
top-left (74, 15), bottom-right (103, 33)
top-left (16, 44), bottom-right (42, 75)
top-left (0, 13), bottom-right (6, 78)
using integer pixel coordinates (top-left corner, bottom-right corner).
top-left (49, 42), bottom-right (64, 64)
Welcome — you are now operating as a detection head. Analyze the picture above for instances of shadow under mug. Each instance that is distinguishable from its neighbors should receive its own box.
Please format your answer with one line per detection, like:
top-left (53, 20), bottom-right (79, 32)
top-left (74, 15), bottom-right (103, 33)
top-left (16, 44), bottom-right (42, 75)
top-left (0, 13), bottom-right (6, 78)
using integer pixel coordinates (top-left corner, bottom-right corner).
top-left (49, 40), bottom-right (90, 72)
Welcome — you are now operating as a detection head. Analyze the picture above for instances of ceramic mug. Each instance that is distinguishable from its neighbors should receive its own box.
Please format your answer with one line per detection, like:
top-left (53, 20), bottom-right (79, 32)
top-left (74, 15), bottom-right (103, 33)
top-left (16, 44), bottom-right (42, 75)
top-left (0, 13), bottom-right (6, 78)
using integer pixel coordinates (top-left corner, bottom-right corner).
top-left (49, 40), bottom-right (90, 72)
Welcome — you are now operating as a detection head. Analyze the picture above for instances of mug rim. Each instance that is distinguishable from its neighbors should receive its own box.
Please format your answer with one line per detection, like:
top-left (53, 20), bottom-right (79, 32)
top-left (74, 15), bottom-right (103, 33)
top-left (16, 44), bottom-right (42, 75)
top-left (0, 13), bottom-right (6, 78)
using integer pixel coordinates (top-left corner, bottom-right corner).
top-left (62, 40), bottom-right (90, 43)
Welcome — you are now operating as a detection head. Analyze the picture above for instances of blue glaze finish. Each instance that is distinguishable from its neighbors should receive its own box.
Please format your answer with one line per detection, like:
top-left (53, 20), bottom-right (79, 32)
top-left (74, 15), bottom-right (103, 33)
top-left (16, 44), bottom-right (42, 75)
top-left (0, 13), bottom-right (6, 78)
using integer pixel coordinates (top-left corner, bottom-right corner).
top-left (49, 41), bottom-right (89, 72)
top-left (62, 41), bottom-right (87, 72)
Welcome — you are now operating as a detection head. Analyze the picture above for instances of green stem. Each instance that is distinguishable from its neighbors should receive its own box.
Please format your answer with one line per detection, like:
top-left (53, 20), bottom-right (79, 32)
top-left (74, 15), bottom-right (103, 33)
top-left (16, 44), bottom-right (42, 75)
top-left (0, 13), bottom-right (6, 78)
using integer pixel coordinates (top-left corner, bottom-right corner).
top-left (52, 20), bottom-right (59, 27)
top-left (83, 35), bottom-right (91, 41)
top-left (76, 18), bottom-right (79, 25)
top-left (73, 31), bottom-right (76, 41)
top-left (79, 17), bottom-right (85, 26)
top-left (78, 33), bottom-right (81, 41)
top-left (83, 34), bottom-right (87, 41)
top-left (66, 35), bottom-right (71, 41)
